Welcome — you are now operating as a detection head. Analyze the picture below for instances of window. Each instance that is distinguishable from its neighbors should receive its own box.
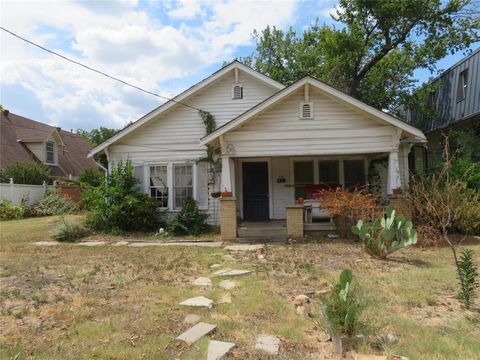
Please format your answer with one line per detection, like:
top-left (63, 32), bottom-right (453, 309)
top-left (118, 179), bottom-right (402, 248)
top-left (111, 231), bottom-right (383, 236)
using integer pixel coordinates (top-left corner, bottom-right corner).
top-left (294, 161), bottom-right (313, 199)
top-left (173, 164), bottom-right (193, 209)
top-left (344, 160), bottom-right (365, 190)
top-left (300, 102), bottom-right (313, 119)
top-left (149, 165), bottom-right (168, 208)
top-left (232, 84), bottom-right (243, 99)
top-left (456, 69), bottom-right (468, 102)
top-left (45, 141), bottom-right (55, 164)
top-left (319, 160), bottom-right (339, 186)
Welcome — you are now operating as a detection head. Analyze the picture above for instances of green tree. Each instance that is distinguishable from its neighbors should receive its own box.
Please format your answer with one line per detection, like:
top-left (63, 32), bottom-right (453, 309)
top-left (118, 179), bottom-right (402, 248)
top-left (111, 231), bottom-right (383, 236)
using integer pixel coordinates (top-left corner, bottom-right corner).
top-left (240, 0), bottom-right (479, 111)
top-left (78, 127), bottom-right (118, 168)
top-left (0, 161), bottom-right (51, 184)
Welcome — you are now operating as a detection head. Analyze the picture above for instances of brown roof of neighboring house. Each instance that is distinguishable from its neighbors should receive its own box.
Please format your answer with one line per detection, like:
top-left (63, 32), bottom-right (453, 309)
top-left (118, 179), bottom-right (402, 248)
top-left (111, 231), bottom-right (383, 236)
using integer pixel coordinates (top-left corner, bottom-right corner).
top-left (1, 110), bottom-right (99, 178)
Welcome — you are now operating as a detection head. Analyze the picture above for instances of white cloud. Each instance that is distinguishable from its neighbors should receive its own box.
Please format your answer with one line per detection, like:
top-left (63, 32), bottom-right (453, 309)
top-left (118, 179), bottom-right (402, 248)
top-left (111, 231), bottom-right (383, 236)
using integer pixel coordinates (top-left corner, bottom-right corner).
top-left (0, 0), bottom-right (298, 130)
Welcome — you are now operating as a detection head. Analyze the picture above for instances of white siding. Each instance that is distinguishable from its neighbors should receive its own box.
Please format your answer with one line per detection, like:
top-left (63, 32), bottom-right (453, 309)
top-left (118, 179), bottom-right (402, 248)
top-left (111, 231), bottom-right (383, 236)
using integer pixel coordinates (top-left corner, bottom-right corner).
top-left (224, 88), bottom-right (397, 157)
top-left (271, 157), bottom-right (291, 219)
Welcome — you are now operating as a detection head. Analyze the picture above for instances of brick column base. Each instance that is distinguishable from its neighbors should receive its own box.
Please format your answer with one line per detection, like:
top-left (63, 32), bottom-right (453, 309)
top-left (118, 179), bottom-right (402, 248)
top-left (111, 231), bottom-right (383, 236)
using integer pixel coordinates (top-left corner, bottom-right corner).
top-left (220, 197), bottom-right (237, 241)
top-left (389, 195), bottom-right (413, 220)
top-left (286, 205), bottom-right (304, 239)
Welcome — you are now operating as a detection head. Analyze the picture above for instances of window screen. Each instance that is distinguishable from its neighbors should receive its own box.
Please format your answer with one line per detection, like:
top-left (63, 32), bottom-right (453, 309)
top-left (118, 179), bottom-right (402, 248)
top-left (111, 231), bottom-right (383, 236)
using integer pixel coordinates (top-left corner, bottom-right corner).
top-left (149, 165), bottom-right (168, 208)
top-left (344, 160), bottom-right (365, 190)
top-left (319, 160), bottom-right (339, 186)
top-left (46, 141), bottom-right (55, 164)
top-left (173, 164), bottom-right (193, 209)
top-left (294, 161), bottom-right (313, 199)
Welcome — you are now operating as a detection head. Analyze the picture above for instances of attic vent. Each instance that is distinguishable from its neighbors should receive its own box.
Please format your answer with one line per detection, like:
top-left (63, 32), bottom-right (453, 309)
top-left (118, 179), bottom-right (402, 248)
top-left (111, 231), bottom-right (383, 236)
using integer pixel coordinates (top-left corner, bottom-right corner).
top-left (232, 84), bottom-right (243, 100)
top-left (300, 102), bottom-right (313, 119)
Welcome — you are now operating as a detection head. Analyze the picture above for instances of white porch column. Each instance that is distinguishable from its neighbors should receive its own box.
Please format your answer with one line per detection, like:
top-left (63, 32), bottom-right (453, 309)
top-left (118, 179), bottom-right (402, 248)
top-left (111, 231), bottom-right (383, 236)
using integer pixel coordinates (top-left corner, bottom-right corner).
top-left (387, 149), bottom-right (402, 194)
top-left (220, 156), bottom-right (235, 193)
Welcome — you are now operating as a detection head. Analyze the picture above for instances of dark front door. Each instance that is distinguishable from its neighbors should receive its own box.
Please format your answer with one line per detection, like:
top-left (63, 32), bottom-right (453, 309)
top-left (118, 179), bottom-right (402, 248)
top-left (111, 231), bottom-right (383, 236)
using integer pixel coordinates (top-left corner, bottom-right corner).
top-left (242, 162), bottom-right (269, 221)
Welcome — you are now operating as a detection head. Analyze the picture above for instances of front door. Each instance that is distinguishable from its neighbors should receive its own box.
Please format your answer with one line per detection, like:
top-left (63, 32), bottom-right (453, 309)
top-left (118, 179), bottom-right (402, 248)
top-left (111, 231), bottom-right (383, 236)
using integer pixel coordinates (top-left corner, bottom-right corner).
top-left (242, 162), bottom-right (269, 221)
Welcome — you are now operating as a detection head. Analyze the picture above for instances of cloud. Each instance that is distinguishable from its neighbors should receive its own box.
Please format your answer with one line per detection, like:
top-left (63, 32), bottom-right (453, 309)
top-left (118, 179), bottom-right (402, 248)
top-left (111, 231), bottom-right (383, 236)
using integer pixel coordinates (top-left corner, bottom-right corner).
top-left (0, 0), bottom-right (299, 131)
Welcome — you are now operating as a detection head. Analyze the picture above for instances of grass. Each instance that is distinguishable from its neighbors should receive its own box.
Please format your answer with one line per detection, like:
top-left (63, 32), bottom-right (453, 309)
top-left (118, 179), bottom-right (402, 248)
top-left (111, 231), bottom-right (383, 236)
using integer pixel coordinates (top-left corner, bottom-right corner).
top-left (0, 216), bottom-right (479, 359)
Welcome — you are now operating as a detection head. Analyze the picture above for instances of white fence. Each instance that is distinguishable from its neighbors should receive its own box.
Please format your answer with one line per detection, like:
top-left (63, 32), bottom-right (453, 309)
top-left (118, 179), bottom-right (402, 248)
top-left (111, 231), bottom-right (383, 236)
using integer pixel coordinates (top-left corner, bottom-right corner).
top-left (0, 179), bottom-right (54, 205)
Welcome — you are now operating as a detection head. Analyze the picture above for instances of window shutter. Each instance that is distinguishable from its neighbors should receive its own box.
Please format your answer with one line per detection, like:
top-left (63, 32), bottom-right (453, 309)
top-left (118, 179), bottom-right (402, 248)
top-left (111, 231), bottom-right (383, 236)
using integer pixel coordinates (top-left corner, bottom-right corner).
top-left (196, 162), bottom-right (208, 209)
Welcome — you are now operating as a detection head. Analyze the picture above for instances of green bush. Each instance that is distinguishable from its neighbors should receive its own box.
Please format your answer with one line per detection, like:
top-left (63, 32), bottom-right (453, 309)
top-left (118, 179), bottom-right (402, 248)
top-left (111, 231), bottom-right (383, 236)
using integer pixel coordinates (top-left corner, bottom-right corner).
top-left (352, 206), bottom-right (417, 259)
top-left (52, 217), bottom-right (89, 242)
top-left (33, 191), bottom-right (78, 216)
top-left (85, 161), bottom-right (163, 233)
top-left (0, 199), bottom-right (26, 220)
top-left (78, 168), bottom-right (104, 188)
top-left (168, 197), bottom-right (210, 236)
top-left (324, 269), bottom-right (360, 337)
top-left (0, 161), bottom-right (51, 184)
top-left (457, 249), bottom-right (479, 309)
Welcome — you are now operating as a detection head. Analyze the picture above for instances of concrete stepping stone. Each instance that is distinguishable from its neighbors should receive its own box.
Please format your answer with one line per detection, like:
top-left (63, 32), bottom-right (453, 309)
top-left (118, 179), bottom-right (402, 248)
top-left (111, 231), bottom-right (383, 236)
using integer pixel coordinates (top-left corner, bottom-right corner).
top-left (218, 293), bottom-right (232, 304)
top-left (255, 334), bottom-right (280, 355)
top-left (180, 296), bottom-right (214, 308)
top-left (212, 269), bottom-right (231, 275)
top-left (33, 241), bottom-right (59, 246)
top-left (217, 269), bottom-right (251, 277)
top-left (207, 340), bottom-right (235, 360)
top-left (225, 244), bottom-right (264, 251)
top-left (78, 241), bottom-right (106, 246)
top-left (218, 280), bottom-right (238, 290)
top-left (128, 241), bottom-right (222, 247)
top-left (210, 264), bottom-right (222, 269)
top-left (112, 241), bottom-right (129, 246)
top-left (176, 322), bottom-right (216, 345)
top-left (193, 277), bottom-right (212, 286)
top-left (183, 314), bottom-right (201, 325)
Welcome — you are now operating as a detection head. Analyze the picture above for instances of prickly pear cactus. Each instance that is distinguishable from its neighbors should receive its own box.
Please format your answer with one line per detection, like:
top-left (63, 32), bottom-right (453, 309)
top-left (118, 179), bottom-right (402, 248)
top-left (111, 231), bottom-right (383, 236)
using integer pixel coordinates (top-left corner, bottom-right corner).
top-left (352, 206), bottom-right (417, 258)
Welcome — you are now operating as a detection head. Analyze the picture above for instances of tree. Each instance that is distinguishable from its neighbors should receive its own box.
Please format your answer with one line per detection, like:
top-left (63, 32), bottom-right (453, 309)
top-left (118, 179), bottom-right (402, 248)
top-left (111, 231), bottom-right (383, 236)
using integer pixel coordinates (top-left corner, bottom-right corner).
top-left (78, 127), bottom-right (118, 168)
top-left (240, 0), bottom-right (479, 112)
top-left (0, 161), bottom-right (51, 184)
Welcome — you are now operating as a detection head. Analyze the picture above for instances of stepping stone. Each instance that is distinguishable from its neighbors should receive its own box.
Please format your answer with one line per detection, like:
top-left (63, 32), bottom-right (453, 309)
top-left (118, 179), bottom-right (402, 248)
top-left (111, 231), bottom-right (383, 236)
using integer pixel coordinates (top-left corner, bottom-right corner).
top-left (193, 277), bottom-right (212, 286)
top-left (183, 314), bottom-right (201, 325)
top-left (112, 241), bottom-right (129, 246)
top-left (210, 264), bottom-right (222, 269)
top-left (180, 296), bottom-right (214, 308)
top-left (212, 269), bottom-right (231, 275)
top-left (129, 241), bottom-right (223, 247)
top-left (217, 269), bottom-right (251, 277)
top-left (33, 241), bottom-right (59, 246)
top-left (176, 322), bottom-right (216, 345)
top-left (218, 293), bottom-right (232, 304)
top-left (218, 280), bottom-right (238, 290)
top-left (225, 244), bottom-right (264, 251)
top-left (207, 340), bottom-right (235, 360)
top-left (255, 334), bottom-right (280, 355)
top-left (78, 241), bottom-right (106, 246)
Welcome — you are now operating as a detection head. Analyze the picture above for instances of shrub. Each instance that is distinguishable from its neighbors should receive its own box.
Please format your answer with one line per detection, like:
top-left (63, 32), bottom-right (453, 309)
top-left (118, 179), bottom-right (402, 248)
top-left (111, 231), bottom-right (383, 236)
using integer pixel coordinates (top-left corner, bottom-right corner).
top-left (352, 206), bottom-right (417, 259)
top-left (457, 249), bottom-right (479, 309)
top-left (0, 161), bottom-right (51, 184)
top-left (33, 190), bottom-right (78, 216)
top-left (0, 199), bottom-right (26, 220)
top-left (85, 161), bottom-right (163, 232)
top-left (324, 269), bottom-right (360, 338)
top-left (168, 197), bottom-right (209, 236)
top-left (78, 168), bottom-right (104, 188)
top-left (52, 217), bottom-right (89, 242)
top-left (314, 187), bottom-right (378, 238)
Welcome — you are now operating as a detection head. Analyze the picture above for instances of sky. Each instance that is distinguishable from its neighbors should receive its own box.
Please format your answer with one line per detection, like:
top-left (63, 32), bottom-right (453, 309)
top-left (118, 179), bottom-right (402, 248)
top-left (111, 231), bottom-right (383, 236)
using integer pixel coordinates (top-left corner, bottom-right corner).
top-left (0, 0), bottom-right (477, 132)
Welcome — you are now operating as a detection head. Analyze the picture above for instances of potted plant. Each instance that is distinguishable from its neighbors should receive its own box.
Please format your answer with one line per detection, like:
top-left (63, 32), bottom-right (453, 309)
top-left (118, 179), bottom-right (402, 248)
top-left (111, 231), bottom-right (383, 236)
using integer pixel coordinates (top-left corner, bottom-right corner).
top-left (393, 187), bottom-right (404, 195)
top-left (295, 197), bottom-right (304, 205)
top-left (221, 188), bottom-right (233, 197)
top-left (211, 191), bottom-right (221, 198)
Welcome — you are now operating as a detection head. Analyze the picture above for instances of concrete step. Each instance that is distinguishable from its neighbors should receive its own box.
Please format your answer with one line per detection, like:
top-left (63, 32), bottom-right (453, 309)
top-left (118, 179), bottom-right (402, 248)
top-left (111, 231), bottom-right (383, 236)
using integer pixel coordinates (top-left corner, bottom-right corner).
top-left (236, 235), bottom-right (286, 244)
top-left (237, 227), bottom-right (287, 238)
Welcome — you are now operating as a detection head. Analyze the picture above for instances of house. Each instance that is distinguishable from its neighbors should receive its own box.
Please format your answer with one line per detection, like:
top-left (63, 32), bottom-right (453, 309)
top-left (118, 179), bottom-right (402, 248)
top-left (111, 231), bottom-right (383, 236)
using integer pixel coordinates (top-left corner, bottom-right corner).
top-left (406, 47), bottom-right (480, 170)
top-left (1, 110), bottom-right (99, 179)
top-left (89, 61), bottom-right (425, 240)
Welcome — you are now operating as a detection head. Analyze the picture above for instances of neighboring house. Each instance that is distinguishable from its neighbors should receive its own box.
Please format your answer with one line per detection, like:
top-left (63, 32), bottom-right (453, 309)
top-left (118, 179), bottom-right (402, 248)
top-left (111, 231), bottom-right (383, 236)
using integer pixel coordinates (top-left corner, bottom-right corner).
top-left (1, 110), bottom-right (98, 179)
top-left (406, 47), bottom-right (480, 170)
top-left (89, 61), bottom-right (425, 239)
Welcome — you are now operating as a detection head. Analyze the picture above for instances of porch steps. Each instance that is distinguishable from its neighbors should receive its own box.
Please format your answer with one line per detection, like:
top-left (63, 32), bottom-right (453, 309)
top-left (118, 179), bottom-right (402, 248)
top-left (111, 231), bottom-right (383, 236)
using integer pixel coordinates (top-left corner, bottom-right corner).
top-left (237, 223), bottom-right (287, 243)
top-left (236, 235), bottom-right (286, 244)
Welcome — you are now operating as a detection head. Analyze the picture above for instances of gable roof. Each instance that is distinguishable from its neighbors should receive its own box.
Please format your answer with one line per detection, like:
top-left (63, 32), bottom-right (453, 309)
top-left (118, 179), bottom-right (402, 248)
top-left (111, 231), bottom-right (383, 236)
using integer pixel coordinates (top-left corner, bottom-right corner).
top-left (0, 111), bottom-right (98, 178)
top-left (201, 76), bottom-right (426, 145)
top-left (88, 61), bottom-right (285, 158)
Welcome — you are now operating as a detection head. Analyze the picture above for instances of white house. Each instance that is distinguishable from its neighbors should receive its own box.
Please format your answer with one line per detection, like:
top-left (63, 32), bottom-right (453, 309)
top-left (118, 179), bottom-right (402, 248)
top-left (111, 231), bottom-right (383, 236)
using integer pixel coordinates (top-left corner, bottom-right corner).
top-left (89, 61), bottom-right (425, 240)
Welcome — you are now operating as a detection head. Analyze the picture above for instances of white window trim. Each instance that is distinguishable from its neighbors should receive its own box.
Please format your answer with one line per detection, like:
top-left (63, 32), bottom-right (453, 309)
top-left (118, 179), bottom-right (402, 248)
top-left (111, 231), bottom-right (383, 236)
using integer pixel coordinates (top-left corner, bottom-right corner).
top-left (45, 140), bottom-right (55, 164)
top-left (148, 164), bottom-right (169, 210)
top-left (299, 102), bottom-right (314, 120)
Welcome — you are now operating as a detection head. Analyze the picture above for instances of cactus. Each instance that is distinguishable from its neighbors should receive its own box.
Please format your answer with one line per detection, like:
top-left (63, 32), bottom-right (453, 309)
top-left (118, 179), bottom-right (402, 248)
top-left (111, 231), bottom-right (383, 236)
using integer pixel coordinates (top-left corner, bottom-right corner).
top-left (352, 206), bottom-right (417, 259)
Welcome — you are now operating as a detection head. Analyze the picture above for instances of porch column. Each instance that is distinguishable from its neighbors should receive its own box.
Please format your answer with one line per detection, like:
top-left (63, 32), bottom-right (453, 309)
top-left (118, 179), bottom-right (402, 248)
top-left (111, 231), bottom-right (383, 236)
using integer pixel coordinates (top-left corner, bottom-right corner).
top-left (387, 149), bottom-right (401, 194)
top-left (220, 156), bottom-right (235, 194)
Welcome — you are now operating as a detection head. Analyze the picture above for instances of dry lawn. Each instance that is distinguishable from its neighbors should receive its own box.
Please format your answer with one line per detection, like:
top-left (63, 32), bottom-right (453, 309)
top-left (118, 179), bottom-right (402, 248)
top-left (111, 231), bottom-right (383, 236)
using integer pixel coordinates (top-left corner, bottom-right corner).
top-left (1, 215), bottom-right (479, 359)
